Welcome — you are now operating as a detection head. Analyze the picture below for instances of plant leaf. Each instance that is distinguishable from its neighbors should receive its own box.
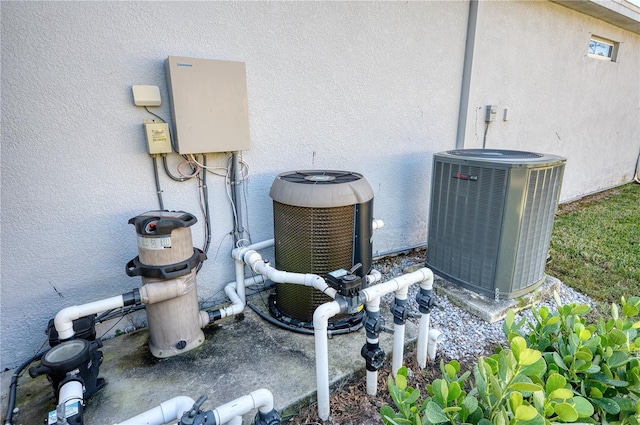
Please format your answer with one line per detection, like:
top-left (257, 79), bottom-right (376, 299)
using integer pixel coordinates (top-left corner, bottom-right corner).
top-left (573, 396), bottom-right (595, 418)
top-left (515, 405), bottom-right (538, 421)
top-left (509, 382), bottom-right (543, 392)
top-left (590, 397), bottom-right (621, 414)
top-left (519, 348), bottom-right (542, 366)
top-left (424, 401), bottom-right (449, 424)
top-left (554, 402), bottom-right (579, 422)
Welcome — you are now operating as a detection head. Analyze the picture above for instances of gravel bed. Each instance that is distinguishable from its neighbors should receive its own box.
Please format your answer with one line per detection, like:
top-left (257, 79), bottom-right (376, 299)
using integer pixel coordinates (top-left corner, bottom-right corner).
top-left (373, 249), bottom-right (596, 361)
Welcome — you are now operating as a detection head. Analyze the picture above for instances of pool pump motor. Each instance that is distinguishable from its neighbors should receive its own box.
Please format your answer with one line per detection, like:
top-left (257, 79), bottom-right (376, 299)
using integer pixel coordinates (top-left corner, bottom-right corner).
top-left (29, 316), bottom-right (104, 425)
top-left (127, 210), bottom-right (206, 358)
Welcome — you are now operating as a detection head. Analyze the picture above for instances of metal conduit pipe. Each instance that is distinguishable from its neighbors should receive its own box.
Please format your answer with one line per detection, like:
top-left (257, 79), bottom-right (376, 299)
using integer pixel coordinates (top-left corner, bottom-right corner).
top-left (113, 396), bottom-right (196, 425)
top-left (313, 300), bottom-right (344, 422)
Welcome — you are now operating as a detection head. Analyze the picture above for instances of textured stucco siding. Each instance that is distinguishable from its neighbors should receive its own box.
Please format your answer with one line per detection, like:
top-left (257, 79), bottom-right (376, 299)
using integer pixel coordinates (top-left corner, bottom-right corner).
top-left (1, 1), bottom-right (467, 369)
top-left (465, 0), bottom-right (640, 201)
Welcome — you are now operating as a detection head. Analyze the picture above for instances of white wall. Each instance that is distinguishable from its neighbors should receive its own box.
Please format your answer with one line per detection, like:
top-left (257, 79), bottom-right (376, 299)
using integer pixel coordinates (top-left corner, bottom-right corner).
top-left (1, 1), bottom-right (468, 369)
top-left (465, 0), bottom-right (640, 201)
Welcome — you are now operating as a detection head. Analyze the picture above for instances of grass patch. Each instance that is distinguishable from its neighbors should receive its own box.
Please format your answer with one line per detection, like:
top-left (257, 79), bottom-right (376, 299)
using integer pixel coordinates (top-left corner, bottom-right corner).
top-left (546, 182), bottom-right (640, 306)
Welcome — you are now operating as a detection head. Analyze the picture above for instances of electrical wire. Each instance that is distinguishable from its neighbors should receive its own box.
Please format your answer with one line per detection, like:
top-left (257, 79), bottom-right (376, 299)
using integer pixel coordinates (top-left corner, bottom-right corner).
top-left (151, 155), bottom-right (165, 210)
top-left (482, 120), bottom-right (490, 149)
top-left (4, 351), bottom-right (46, 425)
top-left (144, 106), bottom-right (166, 123)
top-left (161, 154), bottom-right (194, 182)
top-left (198, 155), bottom-right (212, 272)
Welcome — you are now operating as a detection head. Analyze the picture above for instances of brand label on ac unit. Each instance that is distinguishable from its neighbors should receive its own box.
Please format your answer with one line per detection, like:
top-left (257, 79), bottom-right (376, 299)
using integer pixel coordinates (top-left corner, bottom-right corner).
top-left (452, 172), bottom-right (478, 181)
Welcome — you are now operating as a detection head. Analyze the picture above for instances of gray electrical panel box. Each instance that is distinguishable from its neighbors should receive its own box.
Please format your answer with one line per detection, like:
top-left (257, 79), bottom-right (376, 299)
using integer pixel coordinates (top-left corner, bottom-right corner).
top-left (165, 56), bottom-right (251, 154)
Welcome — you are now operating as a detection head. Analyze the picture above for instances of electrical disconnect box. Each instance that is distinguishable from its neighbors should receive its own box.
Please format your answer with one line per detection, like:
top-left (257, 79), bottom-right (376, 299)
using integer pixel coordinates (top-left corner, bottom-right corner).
top-left (165, 56), bottom-right (251, 154)
top-left (485, 105), bottom-right (498, 122)
top-left (143, 120), bottom-right (172, 154)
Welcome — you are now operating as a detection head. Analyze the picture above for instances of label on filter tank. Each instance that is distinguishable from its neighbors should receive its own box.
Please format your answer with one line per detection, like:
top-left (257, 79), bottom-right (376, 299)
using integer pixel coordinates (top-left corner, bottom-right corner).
top-left (137, 235), bottom-right (171, 250)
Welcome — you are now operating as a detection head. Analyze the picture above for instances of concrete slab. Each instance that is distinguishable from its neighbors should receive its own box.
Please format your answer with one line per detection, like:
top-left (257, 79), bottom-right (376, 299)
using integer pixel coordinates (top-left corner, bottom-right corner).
top-left (405, 264), bottom-right (561, 323)
top-left (2, 291), bottom-right (417, 425)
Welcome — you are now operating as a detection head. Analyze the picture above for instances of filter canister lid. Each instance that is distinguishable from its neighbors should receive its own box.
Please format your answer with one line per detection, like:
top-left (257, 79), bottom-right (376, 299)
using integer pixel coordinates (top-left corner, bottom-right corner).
top-left (270, 170), bottom-right (374, 208)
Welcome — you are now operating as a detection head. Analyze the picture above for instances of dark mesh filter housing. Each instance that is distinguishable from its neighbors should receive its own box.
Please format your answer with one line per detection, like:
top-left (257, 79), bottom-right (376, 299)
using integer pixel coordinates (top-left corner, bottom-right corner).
top-left (269, 170), bottom-right (374, 328)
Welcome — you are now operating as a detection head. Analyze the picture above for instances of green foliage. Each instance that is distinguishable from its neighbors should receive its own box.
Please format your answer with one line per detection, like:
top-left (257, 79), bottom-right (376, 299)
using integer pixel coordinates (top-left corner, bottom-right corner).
top-left (382, 293), bottom-right (640, 424)
top-left (504, 293), bottom-right (640, 424)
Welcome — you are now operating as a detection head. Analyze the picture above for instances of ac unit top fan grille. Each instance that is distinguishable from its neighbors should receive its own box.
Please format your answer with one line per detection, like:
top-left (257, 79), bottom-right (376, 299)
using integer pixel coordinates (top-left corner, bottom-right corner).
top-left (279, 170), bottom-right (362, 184)
top-left (447, 149), bottom-right (543, 159)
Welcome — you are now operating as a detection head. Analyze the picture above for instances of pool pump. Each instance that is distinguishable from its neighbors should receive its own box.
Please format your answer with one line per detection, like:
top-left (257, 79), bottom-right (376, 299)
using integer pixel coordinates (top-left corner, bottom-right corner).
top-left (127, 210), bottom-right (207, 358)
top-left (29, 316), bottom-right (104, 425)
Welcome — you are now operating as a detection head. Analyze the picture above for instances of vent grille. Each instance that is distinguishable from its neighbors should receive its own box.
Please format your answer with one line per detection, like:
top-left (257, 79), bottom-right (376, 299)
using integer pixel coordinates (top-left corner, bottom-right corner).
top-left (427, 161), bottom-right (507, 292)
top-left (512, 165), bottom-right (564, 289)
top-left (426, 149), bottom-right (566, 299)
top-left (274, 202), bottom-right (355, 322)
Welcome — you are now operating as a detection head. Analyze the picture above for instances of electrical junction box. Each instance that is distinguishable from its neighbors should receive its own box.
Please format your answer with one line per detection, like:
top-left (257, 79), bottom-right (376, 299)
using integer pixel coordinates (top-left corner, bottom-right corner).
top-left (144, 120), bottom-right (172, 154)
top-left (485, 105), bottom-right (498, 122)
top-left (132, 85), bottom-right (162, 106)
top-left (165, 56), bottom-right (251, 154)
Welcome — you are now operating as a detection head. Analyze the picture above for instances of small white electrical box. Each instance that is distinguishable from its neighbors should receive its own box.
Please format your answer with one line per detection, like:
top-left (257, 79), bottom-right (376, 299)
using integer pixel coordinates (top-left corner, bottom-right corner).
top-left (143, 120), bottom-right (172, 154)
top-left (165, 56), bottom-right (251, 154)
top-left (132, 85), bottom-right (162, 107)
top-left (485, 105), bottom-right (498, 122)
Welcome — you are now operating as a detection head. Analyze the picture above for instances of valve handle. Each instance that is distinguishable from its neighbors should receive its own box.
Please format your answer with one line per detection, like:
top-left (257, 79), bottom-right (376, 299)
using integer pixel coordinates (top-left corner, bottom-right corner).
top-left (188, 395), bottom-right (207, 418)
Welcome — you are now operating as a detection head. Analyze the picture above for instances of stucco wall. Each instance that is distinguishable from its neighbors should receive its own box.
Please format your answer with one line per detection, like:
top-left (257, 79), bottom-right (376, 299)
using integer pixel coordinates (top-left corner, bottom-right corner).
top-left (465, 0), bottom-right (640, 201)
top-left (1, 1), bottom-right (467, 369)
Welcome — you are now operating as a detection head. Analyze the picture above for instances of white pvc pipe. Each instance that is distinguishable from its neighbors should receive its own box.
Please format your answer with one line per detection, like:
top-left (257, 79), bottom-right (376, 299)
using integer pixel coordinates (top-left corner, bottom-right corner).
top-left (55, 295), bottom-right (126, 340)
top-left (363, 296), bottom-right (382, 396)
top-left (221, 276), bottom-right (267, 319)
top-left (231, 239), bottom-right (275, 304)
top-left (416, 268), bottom-right (434, 369)
top-left (213, 388), bottom-right (276, 424)
top-left (243, 250), bottom-right (338, 299)
top-left (392, 286), bottom-right (409, 378)
top-left (427, 328), bottom-right (444, 361)
top-left (366, 269), bottom-right (382, 285)
top-left (417, 313), bottom-right (430, 368)
top-left (313, 301), bottom-right (343, 422)
top-left (361, 268), bottom-right (432, 303)
top-left (372, 218), bottom-right (384, 230)
top-left (113, 396), bottom-right (195, 425)
top-left (235, 260), bottom-right (246, 305)
top-left (58, 380), bottom-right (83, 407)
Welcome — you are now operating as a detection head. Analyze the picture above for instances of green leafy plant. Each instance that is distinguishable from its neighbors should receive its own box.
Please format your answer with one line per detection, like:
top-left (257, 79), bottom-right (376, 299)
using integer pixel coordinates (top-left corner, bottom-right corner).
top-left (381, 293), bottom-right (640, 424)
top-left (504, 293), bottom-right (640, 424)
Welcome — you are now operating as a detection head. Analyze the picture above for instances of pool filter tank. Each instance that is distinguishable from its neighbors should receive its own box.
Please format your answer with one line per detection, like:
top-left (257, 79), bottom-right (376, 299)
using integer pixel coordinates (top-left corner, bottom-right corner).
top-left (126, 211), bottom-right (206, 358)
top-left (269, 170), bottom-right (374, 331)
